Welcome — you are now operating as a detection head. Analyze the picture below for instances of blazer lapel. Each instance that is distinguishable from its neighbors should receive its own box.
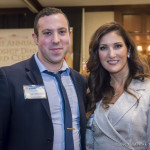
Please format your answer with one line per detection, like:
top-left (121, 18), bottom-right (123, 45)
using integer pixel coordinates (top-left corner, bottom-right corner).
top-left (94, 79), bottom-right (144, 149)
top-left (107, 90), bottom-right (141, 126)
top-left (94, 102), bottom-right (133, 149)
top-left (25, 55), bottom-right (51, 119)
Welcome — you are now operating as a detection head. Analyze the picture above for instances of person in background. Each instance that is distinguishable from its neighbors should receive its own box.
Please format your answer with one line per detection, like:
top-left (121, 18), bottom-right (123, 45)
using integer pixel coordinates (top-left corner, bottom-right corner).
top-left (0, 7), bottom-right (87, 150)
top-left (86, 22), bottom-right (150, 150)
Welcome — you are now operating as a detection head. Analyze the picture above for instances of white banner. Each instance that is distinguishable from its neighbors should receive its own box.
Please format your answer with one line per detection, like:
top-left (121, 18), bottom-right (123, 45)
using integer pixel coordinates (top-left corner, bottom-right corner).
top-left (0, 28), bottom-right (37, 67)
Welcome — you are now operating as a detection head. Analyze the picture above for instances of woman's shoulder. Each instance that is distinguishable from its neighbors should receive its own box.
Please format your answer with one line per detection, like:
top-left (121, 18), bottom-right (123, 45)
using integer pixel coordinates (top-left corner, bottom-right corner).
top-left (130, 78), bottom-right (150, 97)
top-left (131, 78), bottom-right (150, 87)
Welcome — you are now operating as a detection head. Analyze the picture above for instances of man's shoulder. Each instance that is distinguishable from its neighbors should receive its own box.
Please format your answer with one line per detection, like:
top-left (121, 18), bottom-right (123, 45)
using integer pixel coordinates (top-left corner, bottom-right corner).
top-left (70, 68), bottom-right (85, 78)
top-left (70, 68), bottom-right (87, 84)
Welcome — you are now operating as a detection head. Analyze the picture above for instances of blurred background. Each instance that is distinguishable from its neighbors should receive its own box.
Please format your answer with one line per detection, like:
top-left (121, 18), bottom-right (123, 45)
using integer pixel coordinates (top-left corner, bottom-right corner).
top-left (0, 0), bottom-right (150, 73)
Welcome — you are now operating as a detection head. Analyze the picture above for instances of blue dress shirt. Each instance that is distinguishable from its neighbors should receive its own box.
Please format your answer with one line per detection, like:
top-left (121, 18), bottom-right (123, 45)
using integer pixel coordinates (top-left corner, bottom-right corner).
top-left (34, 53), bottom-right (81, 150)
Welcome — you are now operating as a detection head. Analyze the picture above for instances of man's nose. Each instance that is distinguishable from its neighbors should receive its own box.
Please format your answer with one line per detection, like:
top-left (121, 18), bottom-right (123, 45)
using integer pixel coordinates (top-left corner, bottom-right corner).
top-left (52, 33), bottom-right (60, 43)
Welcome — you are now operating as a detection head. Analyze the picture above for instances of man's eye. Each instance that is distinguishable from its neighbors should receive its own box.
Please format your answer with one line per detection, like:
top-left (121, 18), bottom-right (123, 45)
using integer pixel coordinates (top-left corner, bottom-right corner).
top-left (44, 32), bottom-right (52, 35)
top-left (59, 30), bottom-right (67, 35)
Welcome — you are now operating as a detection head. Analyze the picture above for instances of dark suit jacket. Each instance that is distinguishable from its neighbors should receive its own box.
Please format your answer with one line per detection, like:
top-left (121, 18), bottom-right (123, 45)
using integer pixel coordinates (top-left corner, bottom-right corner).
top-left (0, 55), bottom-right (87, 150)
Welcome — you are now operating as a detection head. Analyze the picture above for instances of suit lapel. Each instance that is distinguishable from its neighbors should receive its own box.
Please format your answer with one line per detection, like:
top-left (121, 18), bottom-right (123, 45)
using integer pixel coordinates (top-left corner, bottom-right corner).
top-left (25, 55), bottom-right (43, 85)
top-left (25, 55), bottom-right (51, 119)
top-left (70, 69), bottom-right (86, 121)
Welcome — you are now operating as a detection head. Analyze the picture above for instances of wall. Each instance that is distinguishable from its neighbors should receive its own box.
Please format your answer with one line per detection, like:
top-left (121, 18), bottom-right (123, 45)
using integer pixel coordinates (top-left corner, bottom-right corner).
top-left (80, 11), bottom-right (114, 71)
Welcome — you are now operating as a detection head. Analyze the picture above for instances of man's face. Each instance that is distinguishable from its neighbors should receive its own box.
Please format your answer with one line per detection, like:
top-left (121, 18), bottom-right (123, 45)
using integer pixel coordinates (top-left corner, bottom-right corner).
top-left (33, 14), bottom-right (71, 71)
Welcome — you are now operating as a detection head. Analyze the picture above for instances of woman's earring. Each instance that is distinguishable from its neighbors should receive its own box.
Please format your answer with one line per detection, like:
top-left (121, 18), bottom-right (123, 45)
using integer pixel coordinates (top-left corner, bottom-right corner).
top-left (128, 48), bottom-right (131, 58)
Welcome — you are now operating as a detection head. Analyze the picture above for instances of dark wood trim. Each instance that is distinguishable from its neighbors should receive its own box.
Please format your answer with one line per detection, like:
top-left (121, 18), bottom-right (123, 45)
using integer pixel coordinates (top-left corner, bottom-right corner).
top-left (57, 7), bottom-right (82, 13)
top-left (114, 5), bottom-right (150, 24)
top-left (59, 4), bottom-right (150, 12)
top-left (0, 8), bottom-right (30, 14)
top-left (0, 0), bottom-right (43, 14)
top-left (84, 6), bottom-right (115, 12)
top-left (0, 4), bottom-right (150, 14)
top-left (114, 4), bottom-right (150, 13)
top-left (26, 0), bottom-right (43, 11)
top-left (56, 6), bottom-right (114, 12)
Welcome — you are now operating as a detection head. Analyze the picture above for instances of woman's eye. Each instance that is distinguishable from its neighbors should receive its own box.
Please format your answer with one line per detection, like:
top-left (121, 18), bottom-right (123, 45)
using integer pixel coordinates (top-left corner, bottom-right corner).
top-left (99, 46), bottom-right (106, 51)
top-left (115, 44), bottom-right (122, 49)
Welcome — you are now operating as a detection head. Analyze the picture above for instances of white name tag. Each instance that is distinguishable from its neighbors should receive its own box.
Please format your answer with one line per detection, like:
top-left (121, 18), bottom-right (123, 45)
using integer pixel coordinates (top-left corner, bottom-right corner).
top-left (23, 85), bottom-right (47, 99)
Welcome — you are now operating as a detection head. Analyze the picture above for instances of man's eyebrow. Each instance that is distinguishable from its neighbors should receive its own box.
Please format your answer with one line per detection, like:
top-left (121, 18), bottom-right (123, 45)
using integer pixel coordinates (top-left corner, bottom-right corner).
top-left (58, 27), bottom-right (67, 30)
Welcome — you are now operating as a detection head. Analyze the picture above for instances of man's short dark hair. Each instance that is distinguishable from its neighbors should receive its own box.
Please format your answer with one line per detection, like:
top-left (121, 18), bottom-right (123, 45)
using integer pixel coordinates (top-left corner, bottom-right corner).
top-left (34, 7), bottom-right (70, 36)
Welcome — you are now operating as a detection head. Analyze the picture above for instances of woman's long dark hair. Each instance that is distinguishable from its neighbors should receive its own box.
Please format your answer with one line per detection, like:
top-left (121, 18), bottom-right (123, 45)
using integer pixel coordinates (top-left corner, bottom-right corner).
top-left (87, 22), bottom-right (150, 111)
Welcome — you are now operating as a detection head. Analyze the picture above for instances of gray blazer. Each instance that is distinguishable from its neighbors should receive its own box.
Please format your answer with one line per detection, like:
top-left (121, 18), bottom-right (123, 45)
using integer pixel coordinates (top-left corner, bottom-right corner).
top-left (86, 79), bottom-right (150, 150)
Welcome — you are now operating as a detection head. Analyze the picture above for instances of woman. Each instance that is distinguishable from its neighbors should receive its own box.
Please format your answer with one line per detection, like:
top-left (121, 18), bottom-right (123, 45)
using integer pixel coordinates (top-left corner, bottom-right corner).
top-left (86, 22), bottom-right (150, 150)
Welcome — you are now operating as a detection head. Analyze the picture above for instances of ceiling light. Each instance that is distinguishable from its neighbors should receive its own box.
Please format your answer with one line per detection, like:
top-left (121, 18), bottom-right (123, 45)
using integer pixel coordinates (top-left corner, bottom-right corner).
top-left (147, 45), bottom-right (150, 51)
top-left (137, 45), bottom-right (143, 52)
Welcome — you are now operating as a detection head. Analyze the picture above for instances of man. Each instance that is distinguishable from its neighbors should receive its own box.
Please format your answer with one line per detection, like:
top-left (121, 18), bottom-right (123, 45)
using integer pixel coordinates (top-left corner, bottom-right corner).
top-left (0, 7), bottom-right (87, 150)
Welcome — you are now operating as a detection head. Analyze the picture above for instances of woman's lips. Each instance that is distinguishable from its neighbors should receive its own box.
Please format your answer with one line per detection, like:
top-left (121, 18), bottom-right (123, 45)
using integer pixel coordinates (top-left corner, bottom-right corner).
top-left (107, 60), bottom-right (119, 65)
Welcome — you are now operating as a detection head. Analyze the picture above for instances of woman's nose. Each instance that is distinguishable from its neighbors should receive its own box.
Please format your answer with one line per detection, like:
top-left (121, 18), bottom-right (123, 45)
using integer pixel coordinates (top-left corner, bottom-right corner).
top-left (109, 48), bottom-right (116, 58)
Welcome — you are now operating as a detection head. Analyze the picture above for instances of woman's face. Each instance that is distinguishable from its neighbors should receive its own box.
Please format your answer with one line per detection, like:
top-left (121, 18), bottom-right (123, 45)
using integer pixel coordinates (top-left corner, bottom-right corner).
top-left (98, 31), bottom-right (129, 75)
